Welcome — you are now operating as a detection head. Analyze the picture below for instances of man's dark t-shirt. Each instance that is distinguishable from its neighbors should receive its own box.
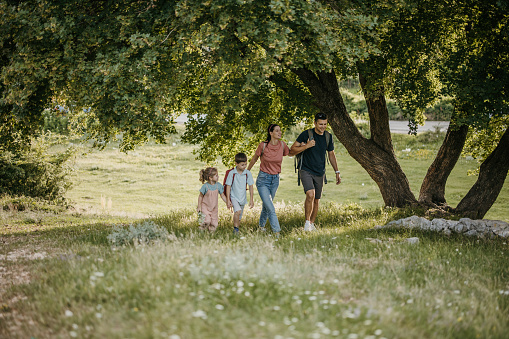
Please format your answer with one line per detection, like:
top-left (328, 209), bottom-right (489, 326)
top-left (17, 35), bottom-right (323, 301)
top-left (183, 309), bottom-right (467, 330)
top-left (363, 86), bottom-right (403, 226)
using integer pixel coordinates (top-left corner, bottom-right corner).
top-left (296, 129), bottom-right (334, 176)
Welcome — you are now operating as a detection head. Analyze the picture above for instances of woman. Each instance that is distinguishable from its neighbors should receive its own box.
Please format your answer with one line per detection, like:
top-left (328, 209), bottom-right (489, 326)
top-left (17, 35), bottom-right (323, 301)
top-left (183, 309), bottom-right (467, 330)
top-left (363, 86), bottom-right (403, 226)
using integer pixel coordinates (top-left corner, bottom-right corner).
top-left (247, 124), bottom-right (290, 237)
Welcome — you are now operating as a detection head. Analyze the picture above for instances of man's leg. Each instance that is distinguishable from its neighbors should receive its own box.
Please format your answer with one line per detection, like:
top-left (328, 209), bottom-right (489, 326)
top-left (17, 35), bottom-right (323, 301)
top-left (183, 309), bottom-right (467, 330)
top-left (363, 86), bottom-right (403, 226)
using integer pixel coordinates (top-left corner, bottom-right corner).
top-left (309, 173), bottom-right (324, 228)
top-left (310, 198), bottom-right (320, 224)
top-left (305, 189), bottom-right (315, 221)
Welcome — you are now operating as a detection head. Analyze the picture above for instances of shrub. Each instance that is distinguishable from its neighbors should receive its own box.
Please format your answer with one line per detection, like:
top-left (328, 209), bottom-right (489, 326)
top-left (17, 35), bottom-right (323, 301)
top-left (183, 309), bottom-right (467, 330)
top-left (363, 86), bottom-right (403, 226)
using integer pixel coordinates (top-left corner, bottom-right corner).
top-left (0, 135), bottom-right (76, 201)
top-left (107, 220), bottom-right (171, 246)
top-left (0, 194), bottom-right (68, 213)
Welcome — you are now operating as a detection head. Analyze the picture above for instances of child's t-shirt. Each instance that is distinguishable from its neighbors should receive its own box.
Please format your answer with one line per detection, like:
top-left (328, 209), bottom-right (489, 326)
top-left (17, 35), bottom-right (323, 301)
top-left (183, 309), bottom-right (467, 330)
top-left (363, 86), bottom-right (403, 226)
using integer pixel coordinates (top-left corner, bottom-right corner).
top-left (255, 141), bottom-right (290, 175)
top-left (225, 168), bottom-right (254, 205)
top-left (199, 182), bottom-right (224, 196)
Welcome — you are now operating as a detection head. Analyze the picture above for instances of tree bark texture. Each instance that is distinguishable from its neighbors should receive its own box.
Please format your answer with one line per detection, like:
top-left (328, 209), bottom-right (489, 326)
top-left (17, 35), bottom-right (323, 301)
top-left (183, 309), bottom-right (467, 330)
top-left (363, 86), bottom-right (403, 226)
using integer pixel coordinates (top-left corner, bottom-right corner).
top-left (455, 126), bottom-right (509, 219)
top-left (418, 123), bottom-right (469, 205)
top-left (292, 68), bottom-right (417, 207)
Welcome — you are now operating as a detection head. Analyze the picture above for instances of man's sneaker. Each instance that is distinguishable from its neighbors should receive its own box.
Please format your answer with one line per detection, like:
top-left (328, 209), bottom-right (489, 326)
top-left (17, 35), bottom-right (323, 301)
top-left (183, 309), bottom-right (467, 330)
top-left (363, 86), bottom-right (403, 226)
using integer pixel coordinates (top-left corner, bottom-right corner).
top-left (304, 220), bottom-right (311, 231)
top-left (309, 223), bottom-right (317, 231)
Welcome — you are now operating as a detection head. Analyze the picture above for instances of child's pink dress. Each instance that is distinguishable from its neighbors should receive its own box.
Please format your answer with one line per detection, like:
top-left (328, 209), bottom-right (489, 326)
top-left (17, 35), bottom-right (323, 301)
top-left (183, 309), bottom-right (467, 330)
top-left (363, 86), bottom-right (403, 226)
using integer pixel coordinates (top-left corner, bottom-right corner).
top-left (199, 182), bottom-right (224, 231)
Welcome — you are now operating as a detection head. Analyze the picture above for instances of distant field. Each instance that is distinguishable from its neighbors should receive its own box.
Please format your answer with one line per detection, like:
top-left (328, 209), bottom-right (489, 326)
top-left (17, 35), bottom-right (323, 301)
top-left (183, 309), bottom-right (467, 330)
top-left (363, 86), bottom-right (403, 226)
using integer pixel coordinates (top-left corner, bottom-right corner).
top-left (64, 130), bottom-right (509, 221)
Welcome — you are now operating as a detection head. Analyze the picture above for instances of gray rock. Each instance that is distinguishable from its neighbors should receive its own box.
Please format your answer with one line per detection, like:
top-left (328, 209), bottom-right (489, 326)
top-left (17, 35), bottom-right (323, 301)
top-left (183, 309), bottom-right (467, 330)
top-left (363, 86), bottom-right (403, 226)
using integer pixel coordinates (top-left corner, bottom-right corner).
top-left (406, 237), bottom-right (419, 244)
top-left (379, 215), bottom-right (508, 239)
top-left (465, 230), bottom-right (478, 237)
top-left (500, 230), bottom-right (509, 238)
top-left (454, 223), bottom-right (467, 233)
top-left (430, 218), bottom-right (447, 231)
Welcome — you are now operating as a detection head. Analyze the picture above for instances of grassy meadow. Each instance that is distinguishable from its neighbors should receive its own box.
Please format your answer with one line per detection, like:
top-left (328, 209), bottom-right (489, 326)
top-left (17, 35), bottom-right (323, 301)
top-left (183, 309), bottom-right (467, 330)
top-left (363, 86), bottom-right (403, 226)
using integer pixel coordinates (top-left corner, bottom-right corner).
top-left (64, 126), bottom-right (508, 221)
top-left (1, 127), bottom-right (509, 338)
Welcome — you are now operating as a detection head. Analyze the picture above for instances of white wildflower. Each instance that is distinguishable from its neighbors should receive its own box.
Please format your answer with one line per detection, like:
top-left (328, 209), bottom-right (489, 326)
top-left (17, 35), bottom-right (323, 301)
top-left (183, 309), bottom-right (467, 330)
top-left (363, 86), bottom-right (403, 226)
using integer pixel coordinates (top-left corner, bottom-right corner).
top-left (192, 310), bottom-right (207, 319)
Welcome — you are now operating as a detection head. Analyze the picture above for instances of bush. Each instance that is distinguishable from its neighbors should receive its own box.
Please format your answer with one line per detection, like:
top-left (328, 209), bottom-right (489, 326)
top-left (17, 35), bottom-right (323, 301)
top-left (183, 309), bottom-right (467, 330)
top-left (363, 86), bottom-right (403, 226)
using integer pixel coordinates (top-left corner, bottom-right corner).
top-left (0, 194), bottom-right (68, 213)
top-left (107, 221), bottom-right (171, 246)
top-left (0, 135), bottom-right (76, 201)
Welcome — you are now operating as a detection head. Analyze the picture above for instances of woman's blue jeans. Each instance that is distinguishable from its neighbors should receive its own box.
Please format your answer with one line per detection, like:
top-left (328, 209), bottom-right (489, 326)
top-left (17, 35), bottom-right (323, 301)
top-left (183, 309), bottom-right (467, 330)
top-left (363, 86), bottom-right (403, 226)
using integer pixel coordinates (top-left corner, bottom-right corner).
top-left (256, 171), bottom-right (281, 233)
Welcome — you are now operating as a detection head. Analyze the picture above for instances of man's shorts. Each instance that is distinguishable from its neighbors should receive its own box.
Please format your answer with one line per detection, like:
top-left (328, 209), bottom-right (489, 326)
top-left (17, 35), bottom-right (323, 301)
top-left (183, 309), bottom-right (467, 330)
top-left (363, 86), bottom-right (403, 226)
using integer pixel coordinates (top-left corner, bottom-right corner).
top-left (300, 169), bottom-right (325, 199)
top-left (231, 198), bottom-right (245, 220)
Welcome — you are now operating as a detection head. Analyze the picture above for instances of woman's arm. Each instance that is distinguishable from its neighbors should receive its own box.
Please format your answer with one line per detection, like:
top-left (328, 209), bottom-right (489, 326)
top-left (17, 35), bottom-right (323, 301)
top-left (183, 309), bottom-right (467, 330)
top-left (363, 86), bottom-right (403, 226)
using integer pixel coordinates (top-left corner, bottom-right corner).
top-left (247, 153), bottom-right (259, 171)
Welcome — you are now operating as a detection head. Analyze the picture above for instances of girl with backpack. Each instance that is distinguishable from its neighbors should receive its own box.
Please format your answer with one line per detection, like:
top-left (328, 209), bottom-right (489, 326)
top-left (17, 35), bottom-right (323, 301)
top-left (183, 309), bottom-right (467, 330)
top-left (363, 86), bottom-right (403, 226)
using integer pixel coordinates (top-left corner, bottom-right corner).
top-left (247, 124), bottom-right (290, 237)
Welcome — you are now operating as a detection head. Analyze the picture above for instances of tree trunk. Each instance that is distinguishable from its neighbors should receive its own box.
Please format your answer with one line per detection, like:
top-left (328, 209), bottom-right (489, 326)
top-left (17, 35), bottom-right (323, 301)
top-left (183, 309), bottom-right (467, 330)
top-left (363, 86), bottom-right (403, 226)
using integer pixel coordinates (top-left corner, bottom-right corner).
top-left (418, 122), bottom-right (469, 205)
top-left (292, 68), bottom-right (417, 207)
top-left (455, 126), bottom-right (509, 219)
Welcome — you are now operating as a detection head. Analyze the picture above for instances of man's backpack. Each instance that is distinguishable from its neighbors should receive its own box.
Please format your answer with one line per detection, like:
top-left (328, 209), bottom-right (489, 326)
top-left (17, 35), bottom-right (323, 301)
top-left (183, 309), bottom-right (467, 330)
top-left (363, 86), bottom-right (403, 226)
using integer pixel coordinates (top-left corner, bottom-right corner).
top-left (294, 129), bottom-right (331, 186)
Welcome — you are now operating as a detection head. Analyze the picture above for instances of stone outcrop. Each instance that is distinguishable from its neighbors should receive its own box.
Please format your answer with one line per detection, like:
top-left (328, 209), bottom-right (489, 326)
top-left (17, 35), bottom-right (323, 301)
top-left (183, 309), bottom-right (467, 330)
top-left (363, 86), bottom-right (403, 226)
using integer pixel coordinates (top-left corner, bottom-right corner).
top-left (374, 216), bottom-right (509, 239)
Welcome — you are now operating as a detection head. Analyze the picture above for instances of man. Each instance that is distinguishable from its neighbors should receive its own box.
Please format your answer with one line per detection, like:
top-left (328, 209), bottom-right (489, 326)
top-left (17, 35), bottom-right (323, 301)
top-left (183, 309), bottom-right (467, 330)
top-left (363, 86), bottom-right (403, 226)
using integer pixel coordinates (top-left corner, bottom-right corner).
top-left (289, 113), bottom-right (341, 231)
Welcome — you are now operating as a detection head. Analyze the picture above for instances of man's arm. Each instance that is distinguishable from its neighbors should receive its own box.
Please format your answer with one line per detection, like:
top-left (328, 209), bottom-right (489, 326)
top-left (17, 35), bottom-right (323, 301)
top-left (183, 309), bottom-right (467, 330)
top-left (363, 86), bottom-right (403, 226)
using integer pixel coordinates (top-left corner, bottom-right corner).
top-left (328, 150), bottom-right (342, 185)
top-left (289, 139), bottom-right (315, 156)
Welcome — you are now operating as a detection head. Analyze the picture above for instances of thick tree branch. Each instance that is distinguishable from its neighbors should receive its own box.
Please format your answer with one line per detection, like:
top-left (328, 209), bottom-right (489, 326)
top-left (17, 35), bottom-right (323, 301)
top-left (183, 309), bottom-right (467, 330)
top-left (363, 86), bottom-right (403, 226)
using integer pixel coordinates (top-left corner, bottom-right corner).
top-left (358, 71), bottom-right (394, 154)
top-left (419, 122), bottom-right (469, 205)
top-left (455, 126), bottom-right (509, 219)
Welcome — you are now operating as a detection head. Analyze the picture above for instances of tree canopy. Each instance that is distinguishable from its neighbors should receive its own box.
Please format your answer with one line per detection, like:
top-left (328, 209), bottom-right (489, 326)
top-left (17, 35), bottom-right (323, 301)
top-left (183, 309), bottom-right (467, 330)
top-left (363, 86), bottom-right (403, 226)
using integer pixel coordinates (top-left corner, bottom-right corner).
top-left (1, 0), bottom-right (508, 217)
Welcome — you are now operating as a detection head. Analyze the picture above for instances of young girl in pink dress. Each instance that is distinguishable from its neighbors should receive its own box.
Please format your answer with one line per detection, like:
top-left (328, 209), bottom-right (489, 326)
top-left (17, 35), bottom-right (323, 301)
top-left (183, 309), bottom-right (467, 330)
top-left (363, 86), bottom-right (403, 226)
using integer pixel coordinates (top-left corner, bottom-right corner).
top-left (197, 167), bottom-right (228, 232)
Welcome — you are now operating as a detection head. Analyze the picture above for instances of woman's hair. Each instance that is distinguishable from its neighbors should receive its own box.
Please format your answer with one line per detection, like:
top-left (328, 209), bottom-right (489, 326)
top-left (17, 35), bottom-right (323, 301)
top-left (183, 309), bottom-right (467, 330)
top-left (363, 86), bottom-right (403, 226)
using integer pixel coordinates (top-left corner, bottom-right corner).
top-left (265, 124), bottom-right (280, 143)
top-left (199, 167), bottom-right (218, 183)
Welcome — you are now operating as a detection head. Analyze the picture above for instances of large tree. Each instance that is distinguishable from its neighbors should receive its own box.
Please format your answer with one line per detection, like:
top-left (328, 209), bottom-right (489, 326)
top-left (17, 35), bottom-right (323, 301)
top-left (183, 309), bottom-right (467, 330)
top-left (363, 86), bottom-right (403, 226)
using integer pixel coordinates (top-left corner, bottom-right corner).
top-left (1, 0), bottom-right (507, 217)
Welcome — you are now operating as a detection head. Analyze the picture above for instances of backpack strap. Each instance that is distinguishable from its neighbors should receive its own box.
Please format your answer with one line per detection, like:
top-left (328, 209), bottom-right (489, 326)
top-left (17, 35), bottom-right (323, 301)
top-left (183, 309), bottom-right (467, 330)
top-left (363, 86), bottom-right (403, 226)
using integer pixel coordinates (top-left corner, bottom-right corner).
top-left (260, 142), bottom-right (267, 157)
top-left (307, 129), bottom-right (314, 142)
top-left (324, 131), bottom-right (331, 184)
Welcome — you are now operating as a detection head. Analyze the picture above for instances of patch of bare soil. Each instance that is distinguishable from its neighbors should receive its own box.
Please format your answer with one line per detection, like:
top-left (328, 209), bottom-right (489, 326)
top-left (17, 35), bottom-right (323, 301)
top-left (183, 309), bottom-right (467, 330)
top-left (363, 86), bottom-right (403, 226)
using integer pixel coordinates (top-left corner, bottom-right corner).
top-left (0, 245), bottom-right (51, 338)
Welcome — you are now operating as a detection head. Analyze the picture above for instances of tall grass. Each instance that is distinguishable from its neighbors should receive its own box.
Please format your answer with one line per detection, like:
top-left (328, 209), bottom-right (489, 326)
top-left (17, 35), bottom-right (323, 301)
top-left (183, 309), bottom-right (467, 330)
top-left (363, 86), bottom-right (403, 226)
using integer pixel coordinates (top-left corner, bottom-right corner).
top-left (2, 205), bottom-right (508, 339)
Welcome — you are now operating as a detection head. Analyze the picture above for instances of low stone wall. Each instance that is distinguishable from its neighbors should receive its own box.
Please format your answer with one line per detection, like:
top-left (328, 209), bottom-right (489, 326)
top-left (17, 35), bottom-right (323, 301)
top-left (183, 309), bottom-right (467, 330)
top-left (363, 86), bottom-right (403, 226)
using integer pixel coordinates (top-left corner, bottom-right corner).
top-left (374, 215), bottom-right (509, 239)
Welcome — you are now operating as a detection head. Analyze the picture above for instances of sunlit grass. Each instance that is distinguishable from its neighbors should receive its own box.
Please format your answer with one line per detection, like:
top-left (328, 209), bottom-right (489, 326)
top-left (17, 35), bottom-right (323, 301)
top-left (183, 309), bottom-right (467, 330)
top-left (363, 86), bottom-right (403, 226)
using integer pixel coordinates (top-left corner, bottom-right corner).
top-left (64, 129), bottom-right (508, 221)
